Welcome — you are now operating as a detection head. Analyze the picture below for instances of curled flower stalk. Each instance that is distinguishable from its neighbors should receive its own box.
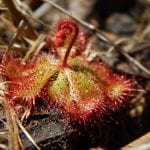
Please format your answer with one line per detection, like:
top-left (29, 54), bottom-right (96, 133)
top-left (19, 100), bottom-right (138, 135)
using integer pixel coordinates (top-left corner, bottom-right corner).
top-left (54, 19), bottom-right (79, 67)
top-left (1, 19), bottom-right (136, 121)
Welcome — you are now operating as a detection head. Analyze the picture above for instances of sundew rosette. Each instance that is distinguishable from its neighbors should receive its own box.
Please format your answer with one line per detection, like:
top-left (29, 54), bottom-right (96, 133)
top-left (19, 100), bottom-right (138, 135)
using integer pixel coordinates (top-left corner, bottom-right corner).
top-left (0, 19), bottom-right (136, 121)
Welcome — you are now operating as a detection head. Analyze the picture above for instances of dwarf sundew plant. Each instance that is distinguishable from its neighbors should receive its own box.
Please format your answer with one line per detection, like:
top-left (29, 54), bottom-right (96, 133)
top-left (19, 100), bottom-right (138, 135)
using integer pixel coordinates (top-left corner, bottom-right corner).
top-left (0, 19), bottom-right (135, 121)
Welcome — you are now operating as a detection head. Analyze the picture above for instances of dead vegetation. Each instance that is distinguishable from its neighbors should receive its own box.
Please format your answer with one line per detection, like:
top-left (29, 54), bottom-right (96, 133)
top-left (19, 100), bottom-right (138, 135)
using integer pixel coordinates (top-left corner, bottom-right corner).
top-left (0, 0), bottom-right (150, 150)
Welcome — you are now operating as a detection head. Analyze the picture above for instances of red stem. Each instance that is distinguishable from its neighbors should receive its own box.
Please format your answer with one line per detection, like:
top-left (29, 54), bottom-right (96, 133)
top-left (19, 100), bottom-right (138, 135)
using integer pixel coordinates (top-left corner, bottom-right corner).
top-left (57, 20), bottom-right (79, 67)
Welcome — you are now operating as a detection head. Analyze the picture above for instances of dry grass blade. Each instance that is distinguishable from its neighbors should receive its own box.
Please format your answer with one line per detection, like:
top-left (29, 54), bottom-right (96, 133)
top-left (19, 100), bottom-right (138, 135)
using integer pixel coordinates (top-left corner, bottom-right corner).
top-left (23, 38), bottom-right (35, 46)
top-left (129, 41), bottom-right (150, 54)
top-left (23, 33), bottom-right (46, 62)
top-left (1, 82), bottom-right (40, 150)
top-left (0, 131), bottom-right (7, 138)
top-left (5, 103), bottom-right (24, 150)
top-left (0, 80), bottom-right (7, 104)
top-left (121, 51), bottom-right (150, 76)
top-left (33, 1), bottom-right (57, 19)
top-left (2, 0), bottom-right (25, 25)
top-left (7, 19), bottom-right (26, 52)
top-left (2, 0), bottom-right (37, 39)
top-left (17, 119), bottom-right (41, 150)
top-left (0, 144), bottom-right (8, 150)
top-left (90, 148), bottom-right (104, 150)
top-left (0, 16), bottom-right (16, 33)
top-left (24, 11), bottom-right (51, 30)
top-left (0, 119), bottom-right (6, 126)
top-left (0, 80), bottom-right (23, 150)
top-left (0, 45), bottom-right (27, 54)
top-left (121, 132), bottom-right (150, 150)
top-left (43, 0), bottom-right (150, 78)
top-left (42, 0), bottom-right (116, 45)
top-left (107, 38), bottom-right (128, 55)
top-left (0, 7), bottom-right (8, 11)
